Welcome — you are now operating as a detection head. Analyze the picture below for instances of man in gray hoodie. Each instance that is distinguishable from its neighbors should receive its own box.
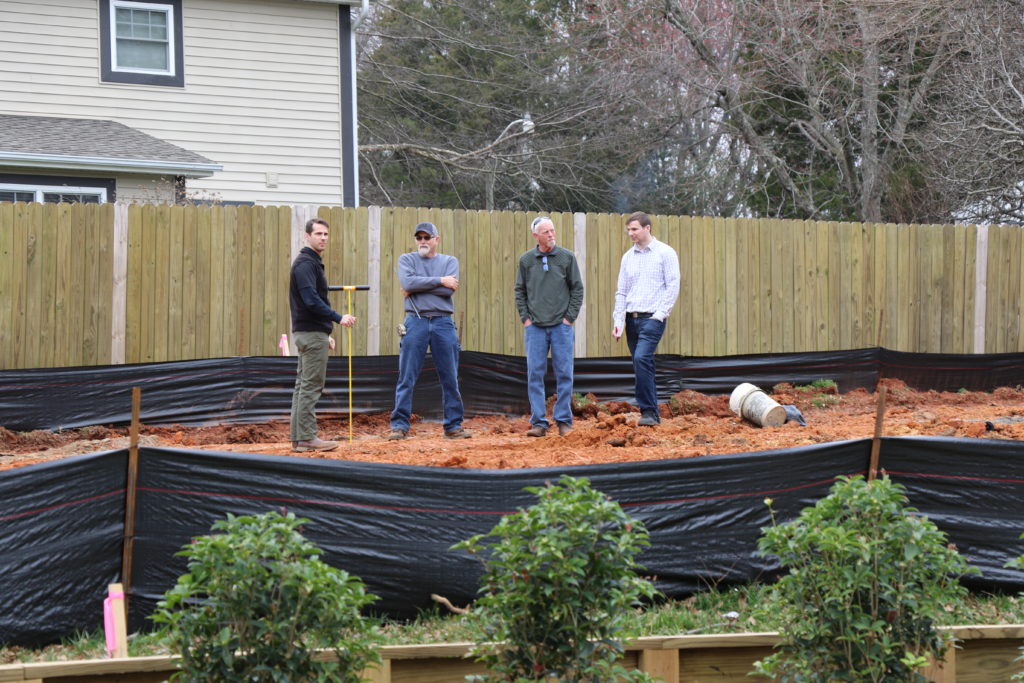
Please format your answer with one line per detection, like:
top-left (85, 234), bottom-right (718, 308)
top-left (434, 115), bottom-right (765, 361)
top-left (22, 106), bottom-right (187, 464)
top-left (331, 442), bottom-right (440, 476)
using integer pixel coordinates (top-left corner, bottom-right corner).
top-left (386, 222), bottom-right (471, 440)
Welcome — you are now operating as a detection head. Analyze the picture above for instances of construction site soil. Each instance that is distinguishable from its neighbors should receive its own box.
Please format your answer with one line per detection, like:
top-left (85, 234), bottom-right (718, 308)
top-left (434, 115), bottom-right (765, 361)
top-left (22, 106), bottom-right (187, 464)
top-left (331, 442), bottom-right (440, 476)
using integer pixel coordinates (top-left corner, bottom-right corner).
top-left (3, 379), bottom-right (1024, 473)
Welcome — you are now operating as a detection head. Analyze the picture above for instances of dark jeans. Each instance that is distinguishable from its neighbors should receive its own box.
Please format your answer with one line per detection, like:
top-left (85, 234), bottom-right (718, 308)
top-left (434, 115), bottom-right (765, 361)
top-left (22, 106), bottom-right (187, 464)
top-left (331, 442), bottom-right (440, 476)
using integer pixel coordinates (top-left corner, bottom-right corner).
top-left (390, 314), bottom-right (464, 433)
top-left (626, 316), bottom-right (665, 417)
top-left (524, 322), bottom-right (575, 427)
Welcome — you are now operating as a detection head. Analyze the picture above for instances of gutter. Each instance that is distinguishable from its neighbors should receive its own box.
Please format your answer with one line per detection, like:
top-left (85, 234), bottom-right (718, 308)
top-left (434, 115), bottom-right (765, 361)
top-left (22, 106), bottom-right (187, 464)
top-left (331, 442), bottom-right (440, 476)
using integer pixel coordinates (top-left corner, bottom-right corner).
top-left (0, 152), bottom-right (223, 178)
top-left (294, 0), bottom-right (369, 27)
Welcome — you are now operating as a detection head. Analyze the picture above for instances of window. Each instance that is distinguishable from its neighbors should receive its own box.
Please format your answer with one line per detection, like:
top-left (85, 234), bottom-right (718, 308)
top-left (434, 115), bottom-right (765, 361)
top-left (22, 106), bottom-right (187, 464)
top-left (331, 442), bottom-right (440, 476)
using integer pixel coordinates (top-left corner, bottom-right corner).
top-left (115, 4), bottom-right (171, 71)
top-left (43, 191), bottom-right (104, 204)
top-left (0, 181), bottom-right (110, 204)
top-left (100, 0), bottom-right (184, 87)
top-left (0, 190), bottom-right (35, 203)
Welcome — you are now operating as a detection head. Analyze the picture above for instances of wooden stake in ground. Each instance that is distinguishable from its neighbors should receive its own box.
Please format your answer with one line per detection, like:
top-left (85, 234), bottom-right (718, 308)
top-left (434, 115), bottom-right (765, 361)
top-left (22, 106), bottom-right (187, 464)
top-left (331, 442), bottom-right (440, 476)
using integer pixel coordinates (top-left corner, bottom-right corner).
top-left (868, 384), bottom-right (888, 481)
top-left (120, 387), bottom-right (141, 613)
top-left (104, 582), bottom-right (128, 658)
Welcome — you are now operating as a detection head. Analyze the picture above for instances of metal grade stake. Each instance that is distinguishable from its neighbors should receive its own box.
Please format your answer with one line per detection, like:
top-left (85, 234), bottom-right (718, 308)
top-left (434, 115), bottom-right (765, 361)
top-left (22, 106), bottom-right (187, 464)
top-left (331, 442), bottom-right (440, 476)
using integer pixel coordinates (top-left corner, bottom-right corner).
top-left (328, 285), bottom-right (370, 443)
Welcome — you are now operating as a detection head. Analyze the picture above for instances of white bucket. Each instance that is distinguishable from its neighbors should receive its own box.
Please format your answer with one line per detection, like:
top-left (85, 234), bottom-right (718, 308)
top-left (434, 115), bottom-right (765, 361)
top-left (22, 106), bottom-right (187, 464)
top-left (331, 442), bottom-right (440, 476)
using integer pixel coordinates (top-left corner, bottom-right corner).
top-left (729, 382), bottom-right (786, 428)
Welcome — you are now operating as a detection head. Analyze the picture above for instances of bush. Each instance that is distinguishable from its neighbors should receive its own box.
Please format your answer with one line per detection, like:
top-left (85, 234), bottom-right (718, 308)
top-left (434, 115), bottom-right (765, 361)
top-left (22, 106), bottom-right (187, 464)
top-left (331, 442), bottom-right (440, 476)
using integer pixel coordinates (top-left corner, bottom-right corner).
top-left (454, 475), bottom-right (657, 682)
top-left (755, 475), bottom-right (977, 682)
top-left (152, 510), bottom-right (379, 682)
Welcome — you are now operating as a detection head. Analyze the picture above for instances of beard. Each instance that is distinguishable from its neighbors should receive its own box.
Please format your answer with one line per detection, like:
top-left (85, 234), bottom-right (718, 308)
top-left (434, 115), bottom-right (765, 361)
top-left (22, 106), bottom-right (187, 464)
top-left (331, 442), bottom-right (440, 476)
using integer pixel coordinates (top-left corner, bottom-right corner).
top-left (417, 244), bottom-right (430, 255)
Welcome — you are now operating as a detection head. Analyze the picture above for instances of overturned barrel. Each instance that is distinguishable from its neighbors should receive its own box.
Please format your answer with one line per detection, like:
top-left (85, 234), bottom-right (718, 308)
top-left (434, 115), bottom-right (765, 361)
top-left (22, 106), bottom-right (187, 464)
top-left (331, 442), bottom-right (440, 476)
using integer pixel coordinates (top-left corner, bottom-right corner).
top-left (729, 382), bottom-right (787, 428)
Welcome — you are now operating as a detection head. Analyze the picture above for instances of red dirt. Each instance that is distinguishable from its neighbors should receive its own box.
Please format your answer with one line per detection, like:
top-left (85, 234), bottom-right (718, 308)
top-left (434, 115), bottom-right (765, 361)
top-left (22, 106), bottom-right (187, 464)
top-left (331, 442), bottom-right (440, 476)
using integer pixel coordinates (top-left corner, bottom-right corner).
top-left (3, 379), bottom-right (1024, 472)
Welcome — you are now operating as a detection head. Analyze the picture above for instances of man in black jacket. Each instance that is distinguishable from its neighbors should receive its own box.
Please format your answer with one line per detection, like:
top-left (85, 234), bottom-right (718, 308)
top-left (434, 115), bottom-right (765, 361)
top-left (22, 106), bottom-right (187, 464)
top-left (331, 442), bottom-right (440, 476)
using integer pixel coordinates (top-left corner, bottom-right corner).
top-left (289, 218), bottom-right (355, 452)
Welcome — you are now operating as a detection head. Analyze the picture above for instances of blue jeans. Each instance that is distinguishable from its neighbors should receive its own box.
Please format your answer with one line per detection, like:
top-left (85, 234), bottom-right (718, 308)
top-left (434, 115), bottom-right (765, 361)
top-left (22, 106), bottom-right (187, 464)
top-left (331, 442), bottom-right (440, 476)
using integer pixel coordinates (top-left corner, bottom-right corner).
top-left (390, 314), bottom-right (464, 433)
top-left (626, 316), bottom-right (665, 417)
top-left (525, 322), bottom-right (575, 427)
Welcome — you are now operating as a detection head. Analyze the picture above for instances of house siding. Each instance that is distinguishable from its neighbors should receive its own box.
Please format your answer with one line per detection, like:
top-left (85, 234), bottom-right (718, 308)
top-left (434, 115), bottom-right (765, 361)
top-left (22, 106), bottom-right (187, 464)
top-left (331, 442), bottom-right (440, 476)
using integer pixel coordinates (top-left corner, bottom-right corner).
top-left (0, 0), bottom-right (345, 205)
top-left (117, 174), bottom-right (176, 204)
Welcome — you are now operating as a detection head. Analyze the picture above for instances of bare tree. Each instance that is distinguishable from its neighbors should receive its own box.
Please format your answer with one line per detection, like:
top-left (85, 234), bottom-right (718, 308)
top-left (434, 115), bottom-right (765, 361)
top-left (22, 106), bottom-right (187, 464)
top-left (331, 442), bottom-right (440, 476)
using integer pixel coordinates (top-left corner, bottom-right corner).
top-left (920, 0), bottom-right (1024, 224)
top-left (357, 0), bottom-right (1024, 222)
top-left (356, 0), bottom-right (733, 213)
top-left (664, 0), bottom-right (964, 222)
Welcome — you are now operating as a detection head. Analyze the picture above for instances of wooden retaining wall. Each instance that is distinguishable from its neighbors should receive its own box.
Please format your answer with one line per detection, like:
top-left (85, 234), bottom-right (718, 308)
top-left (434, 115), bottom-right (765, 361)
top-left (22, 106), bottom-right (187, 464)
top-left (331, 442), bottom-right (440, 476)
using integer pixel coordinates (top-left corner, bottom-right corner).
top-left (0, 626), bottom-right (1020, 682)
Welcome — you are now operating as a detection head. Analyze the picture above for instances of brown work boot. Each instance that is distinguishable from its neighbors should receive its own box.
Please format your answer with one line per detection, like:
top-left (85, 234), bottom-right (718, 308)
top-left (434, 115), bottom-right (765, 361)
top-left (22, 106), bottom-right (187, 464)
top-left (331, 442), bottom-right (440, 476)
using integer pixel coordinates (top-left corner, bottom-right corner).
top-left (526, 424), bottom-right (547, 437)
top-left (557, 422), bottom-right (573, 436)
top-left (385, 429), bottom-right (408, 440)
top-left (444, 428), bottom-right (472, 439)
top-left (292, 438), bottom-right (338, 452)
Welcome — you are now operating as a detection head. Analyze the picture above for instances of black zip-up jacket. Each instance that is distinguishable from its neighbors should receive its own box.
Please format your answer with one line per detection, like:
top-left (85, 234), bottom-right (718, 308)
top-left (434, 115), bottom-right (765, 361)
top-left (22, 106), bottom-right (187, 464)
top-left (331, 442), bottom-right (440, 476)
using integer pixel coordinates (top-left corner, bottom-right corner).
top-left (289, 246), bottom-right (341, 333)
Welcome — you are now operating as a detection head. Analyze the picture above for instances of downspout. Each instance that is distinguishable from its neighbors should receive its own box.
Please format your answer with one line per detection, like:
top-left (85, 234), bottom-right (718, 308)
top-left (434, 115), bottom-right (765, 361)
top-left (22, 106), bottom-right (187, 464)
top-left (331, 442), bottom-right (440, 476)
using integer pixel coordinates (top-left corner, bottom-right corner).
top-left (352, 0), bottom-right (369, 28)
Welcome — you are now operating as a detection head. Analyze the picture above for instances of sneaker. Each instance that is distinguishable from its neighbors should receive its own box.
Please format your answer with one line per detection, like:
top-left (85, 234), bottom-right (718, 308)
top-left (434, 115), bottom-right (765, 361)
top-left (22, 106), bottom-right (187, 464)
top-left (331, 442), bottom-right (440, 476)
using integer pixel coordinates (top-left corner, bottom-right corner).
top-left (526, 424), bottom-right (547, 437)
top-left (444, 428), bottom-right (472, 439)
top-left (637, 412), bottom-right (660, 427)
top-left (557, 422), bottom-right (573, 436)
top-left (292, 438), bottom-right (339, 452)
top-left (385, 429), bottom-right (407, 441)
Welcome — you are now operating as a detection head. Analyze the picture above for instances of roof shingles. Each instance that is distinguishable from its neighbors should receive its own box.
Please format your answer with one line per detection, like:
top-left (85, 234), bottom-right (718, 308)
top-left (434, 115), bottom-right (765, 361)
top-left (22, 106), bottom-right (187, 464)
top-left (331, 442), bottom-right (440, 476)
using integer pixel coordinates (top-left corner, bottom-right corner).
top-left (0, 114), bottom-right (215, 165)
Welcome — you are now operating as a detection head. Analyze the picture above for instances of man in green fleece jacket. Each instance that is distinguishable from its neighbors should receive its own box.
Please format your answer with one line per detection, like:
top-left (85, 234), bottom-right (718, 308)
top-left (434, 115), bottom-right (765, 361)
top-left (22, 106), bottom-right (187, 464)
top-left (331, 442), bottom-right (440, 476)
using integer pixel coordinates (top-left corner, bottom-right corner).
top-left (514, 216), bottom-right (584, 437)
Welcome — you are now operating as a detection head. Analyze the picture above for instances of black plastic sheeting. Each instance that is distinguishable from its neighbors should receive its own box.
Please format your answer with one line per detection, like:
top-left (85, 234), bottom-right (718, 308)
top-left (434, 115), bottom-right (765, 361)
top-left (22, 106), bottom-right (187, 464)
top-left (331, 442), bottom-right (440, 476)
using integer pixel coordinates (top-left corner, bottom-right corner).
top-left (2, 437), bottom-right (1023, 646)
top-left (0, 451), bottom-right (125, 645)
top-left (6, 348), bottom-right (1024, 431)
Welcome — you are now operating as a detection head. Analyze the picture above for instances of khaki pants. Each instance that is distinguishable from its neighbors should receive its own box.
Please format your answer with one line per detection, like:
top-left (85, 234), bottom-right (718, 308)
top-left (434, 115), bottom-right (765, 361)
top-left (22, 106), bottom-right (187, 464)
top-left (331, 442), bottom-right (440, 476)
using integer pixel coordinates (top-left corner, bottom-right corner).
top-left (290, 330), bottom-right (330, 441)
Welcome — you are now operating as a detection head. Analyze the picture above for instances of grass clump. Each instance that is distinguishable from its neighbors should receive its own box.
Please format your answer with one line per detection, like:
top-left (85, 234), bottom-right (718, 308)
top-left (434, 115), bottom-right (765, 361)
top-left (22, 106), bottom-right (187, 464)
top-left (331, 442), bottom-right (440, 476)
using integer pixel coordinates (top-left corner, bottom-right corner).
top-left (789, 378), bottom-right (841, 409)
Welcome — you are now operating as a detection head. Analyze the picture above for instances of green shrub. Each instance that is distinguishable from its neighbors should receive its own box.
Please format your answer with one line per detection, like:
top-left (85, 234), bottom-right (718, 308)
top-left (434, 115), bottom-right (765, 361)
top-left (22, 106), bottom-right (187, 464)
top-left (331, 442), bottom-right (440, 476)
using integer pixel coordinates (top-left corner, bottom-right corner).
top-left (152, 510), bottom-right (379, 682)
top-left (755, 475), bottom-right (977, 682)
top-left (454, 475), bottom-right (657, 682)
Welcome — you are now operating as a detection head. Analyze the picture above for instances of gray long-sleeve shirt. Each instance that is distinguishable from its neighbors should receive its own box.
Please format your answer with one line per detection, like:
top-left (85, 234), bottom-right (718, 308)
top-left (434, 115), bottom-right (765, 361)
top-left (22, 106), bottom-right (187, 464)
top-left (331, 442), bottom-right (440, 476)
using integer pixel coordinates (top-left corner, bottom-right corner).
top-left (397, 251), bottom-right (459, 317)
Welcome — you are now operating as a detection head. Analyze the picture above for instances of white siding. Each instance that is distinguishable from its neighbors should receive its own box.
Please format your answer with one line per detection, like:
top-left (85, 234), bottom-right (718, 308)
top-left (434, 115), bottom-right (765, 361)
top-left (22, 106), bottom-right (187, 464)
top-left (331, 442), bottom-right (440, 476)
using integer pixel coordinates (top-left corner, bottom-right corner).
top-left (0, 0), bottom-right (346, 205)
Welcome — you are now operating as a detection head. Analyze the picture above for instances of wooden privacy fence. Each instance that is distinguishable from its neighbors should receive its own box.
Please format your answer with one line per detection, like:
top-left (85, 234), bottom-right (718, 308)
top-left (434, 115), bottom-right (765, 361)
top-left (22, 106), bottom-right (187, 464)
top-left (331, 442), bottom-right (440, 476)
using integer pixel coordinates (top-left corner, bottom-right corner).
top-left (1, 201), bottom-right (1021, 369)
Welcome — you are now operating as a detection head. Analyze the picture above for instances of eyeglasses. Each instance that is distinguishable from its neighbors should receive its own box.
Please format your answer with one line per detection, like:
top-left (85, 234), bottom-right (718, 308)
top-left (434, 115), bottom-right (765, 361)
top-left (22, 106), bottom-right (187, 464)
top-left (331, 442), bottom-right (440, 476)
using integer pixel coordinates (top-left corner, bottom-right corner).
top-left (541, 255), bottom-right (549, 272)
top-left (414, 234), bottom-right (434, 241)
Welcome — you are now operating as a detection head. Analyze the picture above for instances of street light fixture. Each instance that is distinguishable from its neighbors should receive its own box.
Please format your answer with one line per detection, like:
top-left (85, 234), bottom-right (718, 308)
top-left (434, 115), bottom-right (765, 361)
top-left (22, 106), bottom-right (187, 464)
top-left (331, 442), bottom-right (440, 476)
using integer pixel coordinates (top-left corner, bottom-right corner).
top-left (485, 113), bottom-right (535, 210)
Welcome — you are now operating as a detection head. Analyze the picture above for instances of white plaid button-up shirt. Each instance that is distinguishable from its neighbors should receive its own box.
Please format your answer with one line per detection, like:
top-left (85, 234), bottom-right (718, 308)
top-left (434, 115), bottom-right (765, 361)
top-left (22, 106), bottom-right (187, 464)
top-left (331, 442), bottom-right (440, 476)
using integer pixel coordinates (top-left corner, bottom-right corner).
top-left (612, 236), bottom-right (680, 330)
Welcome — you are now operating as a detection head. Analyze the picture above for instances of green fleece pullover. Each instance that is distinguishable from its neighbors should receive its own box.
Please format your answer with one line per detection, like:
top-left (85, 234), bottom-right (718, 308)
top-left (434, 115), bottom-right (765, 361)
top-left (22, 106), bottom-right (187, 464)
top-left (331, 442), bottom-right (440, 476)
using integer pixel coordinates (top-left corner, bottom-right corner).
top-left (514, 245), bottom-right (584, 327)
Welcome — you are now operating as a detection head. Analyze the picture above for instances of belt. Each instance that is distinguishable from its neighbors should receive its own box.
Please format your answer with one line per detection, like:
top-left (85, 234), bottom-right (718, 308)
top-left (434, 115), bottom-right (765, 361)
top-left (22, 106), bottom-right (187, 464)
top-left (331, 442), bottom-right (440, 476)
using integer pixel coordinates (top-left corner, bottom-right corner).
top-left (628, 312), bottom-right (654, 319)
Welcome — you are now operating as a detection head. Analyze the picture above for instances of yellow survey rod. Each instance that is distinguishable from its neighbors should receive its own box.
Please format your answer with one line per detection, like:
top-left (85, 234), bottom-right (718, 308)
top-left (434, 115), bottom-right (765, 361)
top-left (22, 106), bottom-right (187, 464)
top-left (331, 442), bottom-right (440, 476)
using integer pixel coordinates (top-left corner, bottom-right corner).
top-left (328, 285), bottom-right (370, 442)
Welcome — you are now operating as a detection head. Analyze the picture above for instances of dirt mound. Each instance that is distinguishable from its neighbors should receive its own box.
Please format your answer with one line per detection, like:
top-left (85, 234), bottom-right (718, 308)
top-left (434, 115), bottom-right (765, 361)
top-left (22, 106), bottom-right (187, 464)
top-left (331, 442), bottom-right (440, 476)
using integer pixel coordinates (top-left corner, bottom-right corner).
top-left (4, 384), bottom-right (1024, 472)
top-left (667, 390), bottom-right (732, 417)
top-left (1, 428), bottom-right (66, 450)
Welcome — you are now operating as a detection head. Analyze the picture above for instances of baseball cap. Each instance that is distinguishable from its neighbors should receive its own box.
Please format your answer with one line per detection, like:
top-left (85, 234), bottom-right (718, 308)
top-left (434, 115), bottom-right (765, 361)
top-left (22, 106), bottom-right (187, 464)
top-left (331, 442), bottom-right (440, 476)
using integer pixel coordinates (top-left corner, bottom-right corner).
top-left (414, 221), bottom-right (439, 238)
